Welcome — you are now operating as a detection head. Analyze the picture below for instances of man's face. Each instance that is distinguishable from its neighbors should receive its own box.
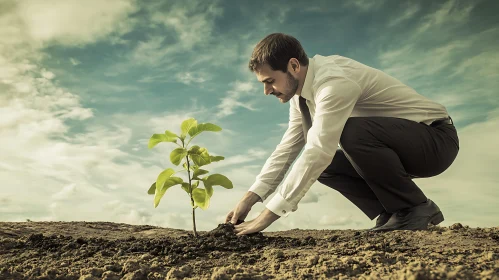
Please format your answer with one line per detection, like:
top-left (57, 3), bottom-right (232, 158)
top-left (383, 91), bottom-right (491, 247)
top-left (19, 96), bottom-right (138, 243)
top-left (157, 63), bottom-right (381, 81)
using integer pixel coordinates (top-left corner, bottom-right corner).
top-left (255, 64), bottom-right (299, 104)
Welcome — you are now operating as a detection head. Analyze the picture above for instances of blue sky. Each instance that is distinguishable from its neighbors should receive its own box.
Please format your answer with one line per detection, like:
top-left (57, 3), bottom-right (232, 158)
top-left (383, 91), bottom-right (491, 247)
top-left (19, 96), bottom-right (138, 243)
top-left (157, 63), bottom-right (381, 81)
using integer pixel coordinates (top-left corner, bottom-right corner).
top-left (1, 0), bottom-right (498, 231)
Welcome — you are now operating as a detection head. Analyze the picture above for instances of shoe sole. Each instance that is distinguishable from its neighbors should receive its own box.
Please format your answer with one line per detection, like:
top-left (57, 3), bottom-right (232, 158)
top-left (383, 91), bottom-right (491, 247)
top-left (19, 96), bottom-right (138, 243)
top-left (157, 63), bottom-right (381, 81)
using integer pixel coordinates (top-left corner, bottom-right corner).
top-left (430, 211), bottom-right (444, 226)
top-left (369, 211), bottom-right (445, 232)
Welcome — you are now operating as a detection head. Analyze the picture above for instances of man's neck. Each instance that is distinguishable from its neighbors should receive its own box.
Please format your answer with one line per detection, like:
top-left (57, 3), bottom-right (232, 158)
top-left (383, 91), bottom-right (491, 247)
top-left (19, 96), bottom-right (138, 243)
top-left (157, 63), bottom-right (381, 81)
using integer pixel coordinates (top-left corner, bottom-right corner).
top-left (296, 65), bottom-right (309, 96)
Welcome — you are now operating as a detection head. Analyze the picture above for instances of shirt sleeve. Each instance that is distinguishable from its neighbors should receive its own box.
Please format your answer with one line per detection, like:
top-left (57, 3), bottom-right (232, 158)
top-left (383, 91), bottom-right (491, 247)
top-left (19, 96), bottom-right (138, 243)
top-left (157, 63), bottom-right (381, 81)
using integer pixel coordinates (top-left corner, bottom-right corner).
top-left (265, 77), bottom-right (362, 217)
top-left (248, 96), bottom-right (306, 203)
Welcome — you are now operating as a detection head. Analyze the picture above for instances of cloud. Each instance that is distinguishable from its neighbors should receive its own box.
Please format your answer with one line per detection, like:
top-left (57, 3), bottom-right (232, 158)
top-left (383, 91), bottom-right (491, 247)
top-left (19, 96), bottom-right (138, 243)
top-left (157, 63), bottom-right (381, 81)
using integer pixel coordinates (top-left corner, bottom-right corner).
top-left (387, 3), bottom-right (420, 27)
top-left (14, 0), bottom-right (138, 47)
top-left (318, 214), bottom-right (356, 227)
top-left (415, 0), bottom-right (474, 35)
top-left (175, 72), bottom-right (209, 85)
top-left (344, 0), bottom-right (387, 12)
top-left (69, 58), bottom-right (81, 66)
top-left (127, 0), bottom-right (223, 67)
top-left (378, 39), bottom-right (472, 83)
top-left (52, 184), bottom-right (77, 201)
top-left (215, 80), bottom-right (259, 118)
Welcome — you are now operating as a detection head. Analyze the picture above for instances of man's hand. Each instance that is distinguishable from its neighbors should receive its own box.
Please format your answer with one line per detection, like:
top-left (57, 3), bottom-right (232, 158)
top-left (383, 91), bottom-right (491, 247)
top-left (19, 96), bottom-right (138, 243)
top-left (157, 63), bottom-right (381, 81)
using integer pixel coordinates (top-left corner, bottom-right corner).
top-left (225, 191), bottom-right (261, 224)
top-left (233, 208), bottom-right (280, 236)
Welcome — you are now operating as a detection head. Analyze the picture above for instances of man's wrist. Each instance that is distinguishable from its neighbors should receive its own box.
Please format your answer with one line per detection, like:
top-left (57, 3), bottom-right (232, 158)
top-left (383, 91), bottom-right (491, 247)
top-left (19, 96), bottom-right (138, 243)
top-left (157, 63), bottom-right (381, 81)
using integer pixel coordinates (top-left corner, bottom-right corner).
top-left (243, 191), bottom-right (262, 205)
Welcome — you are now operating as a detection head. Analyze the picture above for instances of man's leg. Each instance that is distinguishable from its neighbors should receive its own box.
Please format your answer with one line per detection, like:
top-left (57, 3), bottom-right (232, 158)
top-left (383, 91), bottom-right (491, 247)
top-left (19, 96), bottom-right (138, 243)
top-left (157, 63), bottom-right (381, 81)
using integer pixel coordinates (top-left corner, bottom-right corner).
top-left (317, 116), bottom-right (459, 222)
top-left (338, 116), bottom-right (459, 214)
top-left (317, 149), bottom-right (385, 220)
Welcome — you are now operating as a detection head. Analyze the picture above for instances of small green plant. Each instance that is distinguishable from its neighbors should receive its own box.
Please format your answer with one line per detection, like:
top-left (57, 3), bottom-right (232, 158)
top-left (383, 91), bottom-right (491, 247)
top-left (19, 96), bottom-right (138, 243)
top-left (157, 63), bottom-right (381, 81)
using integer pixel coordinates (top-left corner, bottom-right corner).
top-left (147, 118), bottom-right (233, 237)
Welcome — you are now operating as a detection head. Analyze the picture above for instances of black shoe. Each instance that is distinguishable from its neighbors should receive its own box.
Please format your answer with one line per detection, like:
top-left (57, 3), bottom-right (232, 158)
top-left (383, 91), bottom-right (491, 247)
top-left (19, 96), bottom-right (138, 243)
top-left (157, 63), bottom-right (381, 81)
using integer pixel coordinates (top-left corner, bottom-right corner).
top-left (369, 199), bottom-right (444, 232)
top-left (370, 210), bottom-right (393, 230)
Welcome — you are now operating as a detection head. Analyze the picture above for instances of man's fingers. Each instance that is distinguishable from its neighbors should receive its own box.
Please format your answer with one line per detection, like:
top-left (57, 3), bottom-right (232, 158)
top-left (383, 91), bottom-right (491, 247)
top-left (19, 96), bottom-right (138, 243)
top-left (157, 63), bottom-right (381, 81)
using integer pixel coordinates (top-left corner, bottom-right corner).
top-left (225, 211), bottom-right (234, 223)
top-left (230, 214), bottom-right (238, 224)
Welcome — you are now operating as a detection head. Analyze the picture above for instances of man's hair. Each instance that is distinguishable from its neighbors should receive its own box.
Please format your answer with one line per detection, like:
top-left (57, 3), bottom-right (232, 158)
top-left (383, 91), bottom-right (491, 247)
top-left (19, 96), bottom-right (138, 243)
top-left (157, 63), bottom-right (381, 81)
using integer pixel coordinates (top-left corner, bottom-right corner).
top-left (248, 33), bottom-right (309, 73)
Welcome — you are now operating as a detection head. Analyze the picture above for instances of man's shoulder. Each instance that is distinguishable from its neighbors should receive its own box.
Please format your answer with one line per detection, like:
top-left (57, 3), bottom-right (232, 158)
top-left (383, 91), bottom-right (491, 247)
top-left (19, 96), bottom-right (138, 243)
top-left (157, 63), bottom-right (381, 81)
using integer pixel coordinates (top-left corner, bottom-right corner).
top-left (311, 54), bottom-right (372, 92)
top-left (311, 55), bottom-right (349, 91)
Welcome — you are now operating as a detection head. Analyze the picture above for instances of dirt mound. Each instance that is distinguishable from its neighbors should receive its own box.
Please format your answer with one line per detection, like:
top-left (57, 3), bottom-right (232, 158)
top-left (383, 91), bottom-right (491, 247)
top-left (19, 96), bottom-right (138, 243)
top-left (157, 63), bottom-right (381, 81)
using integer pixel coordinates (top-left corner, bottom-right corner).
top-left (0, 221), bottom-right (498, 279)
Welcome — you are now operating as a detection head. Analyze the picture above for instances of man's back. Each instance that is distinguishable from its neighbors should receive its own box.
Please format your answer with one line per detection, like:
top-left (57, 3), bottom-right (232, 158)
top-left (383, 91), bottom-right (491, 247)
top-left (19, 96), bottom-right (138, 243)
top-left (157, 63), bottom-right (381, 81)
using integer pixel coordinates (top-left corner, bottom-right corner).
top-left (303, 55), bottom-right (449, 125)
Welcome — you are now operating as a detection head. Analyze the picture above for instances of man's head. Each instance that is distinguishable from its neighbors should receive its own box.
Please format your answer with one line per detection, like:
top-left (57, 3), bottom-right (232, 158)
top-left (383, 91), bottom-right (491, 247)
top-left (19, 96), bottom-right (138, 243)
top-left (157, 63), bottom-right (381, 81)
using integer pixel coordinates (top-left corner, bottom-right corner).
top-left (248, 33), bottom-right (309, 103)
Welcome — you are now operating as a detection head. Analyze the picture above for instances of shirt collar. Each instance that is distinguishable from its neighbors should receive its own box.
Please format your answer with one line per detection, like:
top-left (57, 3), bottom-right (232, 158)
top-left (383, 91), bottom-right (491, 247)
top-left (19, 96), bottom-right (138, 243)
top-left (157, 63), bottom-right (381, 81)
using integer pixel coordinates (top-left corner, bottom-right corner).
top-left (299, 56), bottom-right (314, 101)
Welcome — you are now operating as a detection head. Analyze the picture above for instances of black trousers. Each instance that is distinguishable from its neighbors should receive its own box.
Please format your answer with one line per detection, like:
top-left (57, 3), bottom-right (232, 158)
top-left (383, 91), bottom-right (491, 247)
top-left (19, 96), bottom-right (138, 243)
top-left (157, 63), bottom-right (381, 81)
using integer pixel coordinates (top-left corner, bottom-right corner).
top-left (317, 117), bottom-right (460, 220)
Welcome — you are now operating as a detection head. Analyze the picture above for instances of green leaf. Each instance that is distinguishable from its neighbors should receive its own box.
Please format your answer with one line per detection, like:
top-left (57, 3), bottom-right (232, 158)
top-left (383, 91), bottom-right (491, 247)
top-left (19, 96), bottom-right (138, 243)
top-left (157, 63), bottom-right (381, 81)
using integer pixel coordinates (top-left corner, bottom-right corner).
top-left (188, 123), bottom-right (222, 139)
top-left (154, 176), bottom-right (183, 208)
top-left (170, 148), bottom-right (188, 166)
top-left (188, 146), bottom-right (211, 166)
top-left (210, 155), bottom-right (224, 162)
top-left (147, 182), bottom-right (156, 195)
top-left (181, 118), bottom-right (198, 139)
top-left (181, 182), bottom-right (190, 194)
top-left (148, 133), bottom-right (177, 149)
top-left (182, 162), bottom-right (196, 171)
top-left (155, 168), bottom-right (175, 194)
top-left (181, 181), bottom-right (199, 194)
top-left (193, 168), bottom-right (209, 180)
top-left (165, 130), bottom-right (178, 139)
top-left (202, 174), bottom-right (233, 198)
top-left (192, 188), bottom-right (210, 210)
top-left (205, 184), bottom-right (214, 198)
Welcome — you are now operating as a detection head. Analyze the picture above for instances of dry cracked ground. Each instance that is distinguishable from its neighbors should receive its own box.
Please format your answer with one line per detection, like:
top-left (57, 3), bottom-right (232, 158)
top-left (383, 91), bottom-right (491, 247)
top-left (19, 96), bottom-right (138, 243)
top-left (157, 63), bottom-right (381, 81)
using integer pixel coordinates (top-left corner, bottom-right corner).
top-left (0, 221), bottom-right (498, 280)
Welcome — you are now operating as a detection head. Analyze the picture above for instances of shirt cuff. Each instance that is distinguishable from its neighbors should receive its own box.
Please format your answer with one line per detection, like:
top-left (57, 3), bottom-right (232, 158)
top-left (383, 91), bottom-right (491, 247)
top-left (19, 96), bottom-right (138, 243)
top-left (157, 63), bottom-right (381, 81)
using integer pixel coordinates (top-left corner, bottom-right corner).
top-left (248, 181), bottom-right (273, 203)
top-left (266, 192), bottom-right (295, 218)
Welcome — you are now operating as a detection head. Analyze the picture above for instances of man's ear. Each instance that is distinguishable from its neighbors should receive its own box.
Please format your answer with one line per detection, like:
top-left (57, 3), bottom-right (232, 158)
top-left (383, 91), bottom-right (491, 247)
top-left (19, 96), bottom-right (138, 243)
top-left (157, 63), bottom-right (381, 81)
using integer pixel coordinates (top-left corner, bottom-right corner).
top-left (288, 58), bottom-right (300, 73)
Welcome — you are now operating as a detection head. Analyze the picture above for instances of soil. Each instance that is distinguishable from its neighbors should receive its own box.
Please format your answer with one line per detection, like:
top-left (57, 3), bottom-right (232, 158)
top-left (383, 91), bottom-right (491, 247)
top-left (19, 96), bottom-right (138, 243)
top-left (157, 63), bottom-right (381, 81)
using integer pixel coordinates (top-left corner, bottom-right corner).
top-left (0, 221), bottom-right (498, 280)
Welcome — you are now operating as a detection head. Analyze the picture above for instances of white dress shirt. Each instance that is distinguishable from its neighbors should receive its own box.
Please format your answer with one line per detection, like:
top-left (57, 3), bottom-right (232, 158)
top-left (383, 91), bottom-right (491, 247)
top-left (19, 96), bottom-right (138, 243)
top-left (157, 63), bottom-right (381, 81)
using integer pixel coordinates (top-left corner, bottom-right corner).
top-left (248, 54), bottom-right (450, 217)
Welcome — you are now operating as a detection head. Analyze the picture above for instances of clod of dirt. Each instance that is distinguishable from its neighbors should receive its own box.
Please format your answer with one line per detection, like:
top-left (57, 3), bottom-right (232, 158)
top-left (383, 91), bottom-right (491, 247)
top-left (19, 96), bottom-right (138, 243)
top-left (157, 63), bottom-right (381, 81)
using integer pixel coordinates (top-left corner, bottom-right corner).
top-left (450, 222), bottom-right (464, 230)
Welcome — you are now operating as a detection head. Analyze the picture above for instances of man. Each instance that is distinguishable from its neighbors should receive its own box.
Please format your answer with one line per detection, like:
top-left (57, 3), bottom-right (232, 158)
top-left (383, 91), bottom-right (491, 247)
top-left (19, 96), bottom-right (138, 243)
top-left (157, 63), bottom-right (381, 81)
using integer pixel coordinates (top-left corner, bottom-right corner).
top-left (226, 33), bottom-right (459, 236)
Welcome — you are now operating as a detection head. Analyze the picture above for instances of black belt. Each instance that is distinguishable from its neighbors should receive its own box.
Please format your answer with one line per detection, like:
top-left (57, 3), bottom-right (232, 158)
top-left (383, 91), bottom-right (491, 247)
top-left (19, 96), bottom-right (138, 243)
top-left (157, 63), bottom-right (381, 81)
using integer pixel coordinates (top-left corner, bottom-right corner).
top-left (429, 116), bottom-right (453, 127)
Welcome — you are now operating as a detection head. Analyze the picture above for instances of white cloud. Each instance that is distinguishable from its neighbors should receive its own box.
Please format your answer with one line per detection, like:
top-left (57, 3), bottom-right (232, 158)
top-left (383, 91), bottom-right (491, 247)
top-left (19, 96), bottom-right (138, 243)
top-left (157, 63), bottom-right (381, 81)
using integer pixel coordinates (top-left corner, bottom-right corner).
top-left (52, 184), bottom-right (77, 201)
top-left (15, 0), bottom-right (138, 47)
top-left (127, 0), bottom-right (223, 67)
top-left (69, 58), bottom-right (81, 66)
top-left (149, 0), bottom-right (223, 49)
top-left (415, 0), bottom-right (474, 35)
top-left (318, 214), bottom-right (356, 227)
top-left (388, 3), bottom-right (420, 27)
top-left (378, 39), bottom-right (472, 83)
top-left (215, 80), bottom-right (260, 118)
top-left (41, 69), bottom-right (55, 79)
top-left (175, 72), bottom-right (208, 85)
top-left (344, 0), bottom-right (387, 12)
top-left (130, 36), bottom-right (170, 66)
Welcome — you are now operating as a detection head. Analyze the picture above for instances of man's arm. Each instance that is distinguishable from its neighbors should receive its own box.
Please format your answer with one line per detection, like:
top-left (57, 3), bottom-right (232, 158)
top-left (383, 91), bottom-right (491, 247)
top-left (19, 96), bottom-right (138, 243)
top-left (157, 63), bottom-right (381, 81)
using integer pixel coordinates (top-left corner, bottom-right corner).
top-left (265, 77), bottom-right (362, 217)
top-left (247, 96), bottom-right (306, 203)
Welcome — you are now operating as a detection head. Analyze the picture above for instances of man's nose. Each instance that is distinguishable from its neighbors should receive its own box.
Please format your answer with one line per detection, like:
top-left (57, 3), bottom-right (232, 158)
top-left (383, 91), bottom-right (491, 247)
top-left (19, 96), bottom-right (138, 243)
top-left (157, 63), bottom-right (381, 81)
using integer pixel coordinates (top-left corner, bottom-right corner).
top-left (264, 84), bottom-right (273, 95)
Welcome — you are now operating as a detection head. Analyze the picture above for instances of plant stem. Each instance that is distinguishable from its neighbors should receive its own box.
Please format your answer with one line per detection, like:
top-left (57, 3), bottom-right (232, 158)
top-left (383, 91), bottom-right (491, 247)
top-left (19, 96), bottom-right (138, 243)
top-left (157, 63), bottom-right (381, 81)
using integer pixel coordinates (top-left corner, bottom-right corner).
top-left (185, 154), bottom-right (198, 238)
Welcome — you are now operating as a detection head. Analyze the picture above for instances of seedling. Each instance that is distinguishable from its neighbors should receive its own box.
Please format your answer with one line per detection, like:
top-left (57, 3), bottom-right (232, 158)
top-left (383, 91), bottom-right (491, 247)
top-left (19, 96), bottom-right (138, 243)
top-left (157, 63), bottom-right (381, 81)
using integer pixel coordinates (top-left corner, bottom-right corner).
top-left (147, 118), bottom-right (233, 237)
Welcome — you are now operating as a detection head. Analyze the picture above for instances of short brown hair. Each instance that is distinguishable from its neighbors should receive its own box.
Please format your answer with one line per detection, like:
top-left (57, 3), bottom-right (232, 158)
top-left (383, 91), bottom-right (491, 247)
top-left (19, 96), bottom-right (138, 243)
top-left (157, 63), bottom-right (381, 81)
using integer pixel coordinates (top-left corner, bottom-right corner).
top-left (248, 33), bottom-right (309, 73)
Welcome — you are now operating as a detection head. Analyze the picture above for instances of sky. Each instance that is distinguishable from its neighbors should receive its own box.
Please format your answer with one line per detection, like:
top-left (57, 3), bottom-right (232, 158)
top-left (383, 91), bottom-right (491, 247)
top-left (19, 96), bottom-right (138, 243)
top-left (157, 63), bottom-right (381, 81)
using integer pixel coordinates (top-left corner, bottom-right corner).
top-left (1, 0), bottom-right (498, 232)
